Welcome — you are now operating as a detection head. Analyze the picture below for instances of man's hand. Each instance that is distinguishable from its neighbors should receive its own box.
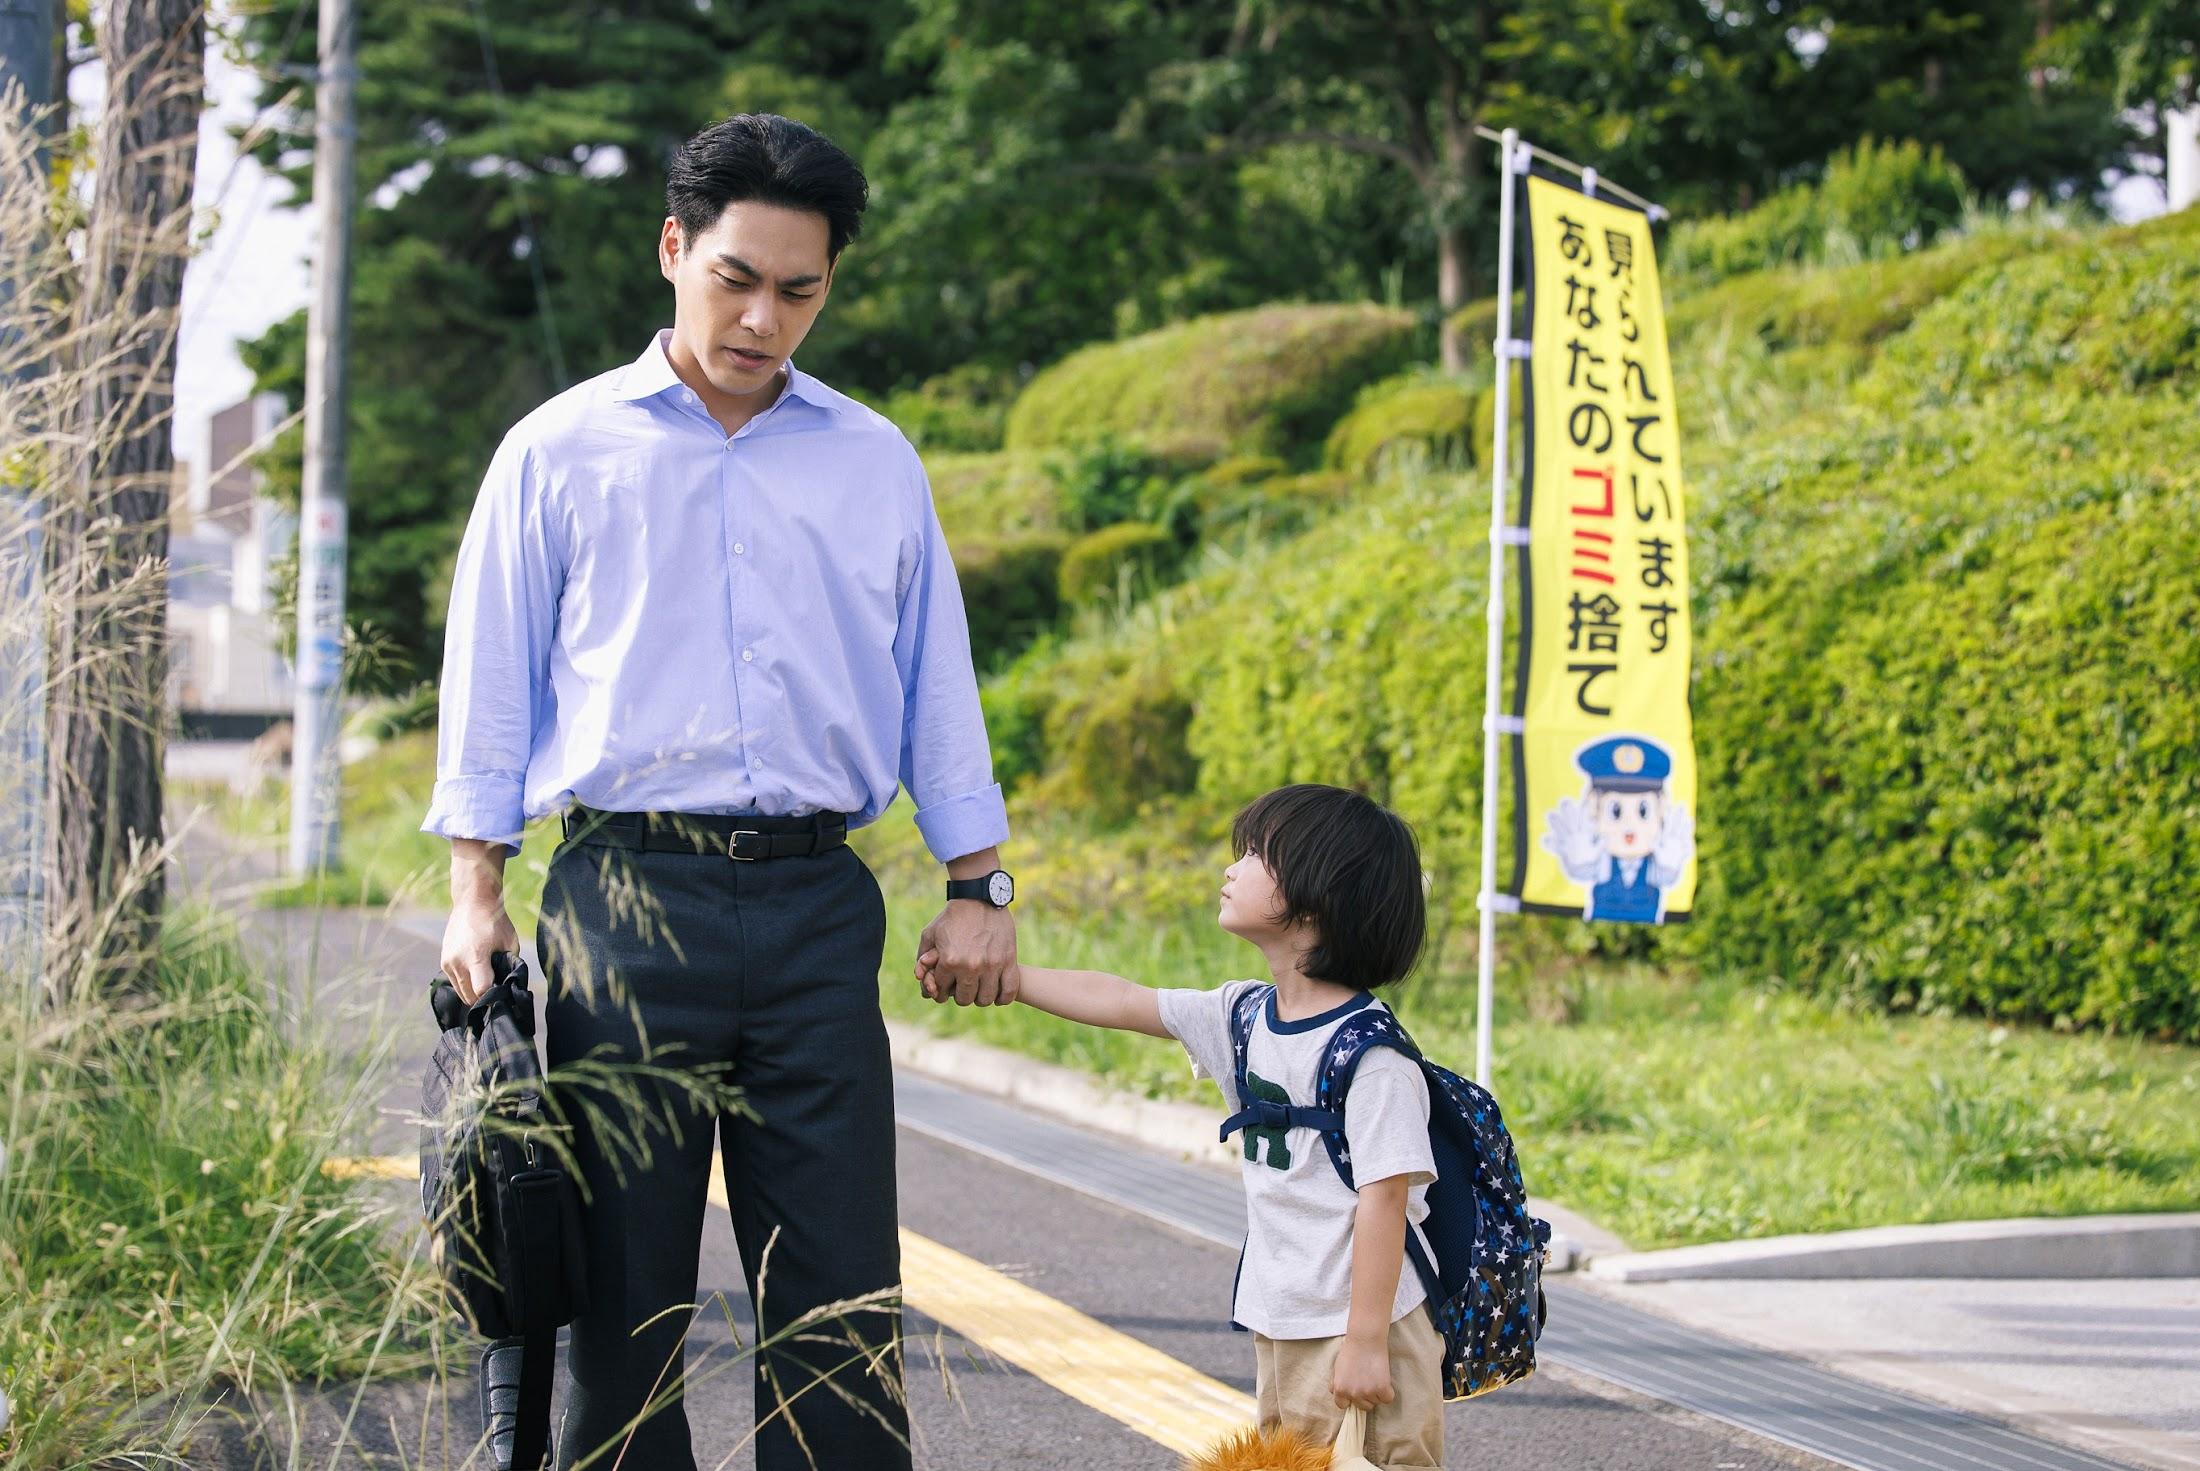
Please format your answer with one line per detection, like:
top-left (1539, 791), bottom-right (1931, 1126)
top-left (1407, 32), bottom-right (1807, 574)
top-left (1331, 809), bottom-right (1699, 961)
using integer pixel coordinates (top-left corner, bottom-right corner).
top-left (917, 901), bottom-right (1017, 1006)
top-left (1331, 1332), bottom-right (1396, 1411)
top-left (443, 838), bottom-right (521, 1003)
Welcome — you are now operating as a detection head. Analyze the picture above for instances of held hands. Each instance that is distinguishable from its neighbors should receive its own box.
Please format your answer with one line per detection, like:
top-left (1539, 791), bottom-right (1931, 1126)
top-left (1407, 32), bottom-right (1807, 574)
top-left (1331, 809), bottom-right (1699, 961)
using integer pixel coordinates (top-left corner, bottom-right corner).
top-left (915, 900), bottom-right (1018, 1006)
top-left (1331, 1333), bottom-right (1395, 1411)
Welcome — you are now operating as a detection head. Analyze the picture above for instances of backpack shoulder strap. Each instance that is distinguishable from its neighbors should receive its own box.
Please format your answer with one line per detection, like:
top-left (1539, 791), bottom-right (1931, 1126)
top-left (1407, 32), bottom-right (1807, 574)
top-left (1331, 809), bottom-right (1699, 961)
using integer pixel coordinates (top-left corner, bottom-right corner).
top-left (1310, 1007), bottom-right (1425, 1191)
top-left (1216, 983), bottom-right (1347, 1143)
top-left (1313, 1008), bottom-right (1444, 1306)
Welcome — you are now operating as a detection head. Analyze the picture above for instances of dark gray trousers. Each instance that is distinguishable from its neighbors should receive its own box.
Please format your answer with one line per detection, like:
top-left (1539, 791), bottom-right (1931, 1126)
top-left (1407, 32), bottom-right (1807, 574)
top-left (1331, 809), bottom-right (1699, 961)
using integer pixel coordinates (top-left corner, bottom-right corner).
top-left (537, 837), bottom-right (907, 1471)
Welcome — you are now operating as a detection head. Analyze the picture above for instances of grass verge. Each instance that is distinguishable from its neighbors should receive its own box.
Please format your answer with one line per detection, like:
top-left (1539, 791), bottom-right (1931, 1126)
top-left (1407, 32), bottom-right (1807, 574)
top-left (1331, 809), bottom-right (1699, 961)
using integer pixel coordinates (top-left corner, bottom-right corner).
top-left (0, 910), bottom-right (442, 1469)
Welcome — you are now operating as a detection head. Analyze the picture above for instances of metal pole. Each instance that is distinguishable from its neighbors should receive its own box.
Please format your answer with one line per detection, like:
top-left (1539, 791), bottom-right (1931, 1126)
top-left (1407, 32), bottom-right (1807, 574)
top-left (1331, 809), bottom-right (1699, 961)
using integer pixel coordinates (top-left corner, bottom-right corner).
top-left (0, 0), bottom-right (56, 964)
top-left (288, 0), bottom-right (353, 875)
top-left (1475, 127), bottom-right (1522, 1089)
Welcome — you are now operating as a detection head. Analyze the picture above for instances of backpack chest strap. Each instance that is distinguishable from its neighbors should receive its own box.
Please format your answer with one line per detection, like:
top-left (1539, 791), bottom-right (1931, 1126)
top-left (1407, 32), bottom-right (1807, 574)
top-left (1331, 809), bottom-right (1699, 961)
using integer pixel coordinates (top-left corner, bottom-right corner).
top-left (1219, 1098), bottom-right (1345, 1143)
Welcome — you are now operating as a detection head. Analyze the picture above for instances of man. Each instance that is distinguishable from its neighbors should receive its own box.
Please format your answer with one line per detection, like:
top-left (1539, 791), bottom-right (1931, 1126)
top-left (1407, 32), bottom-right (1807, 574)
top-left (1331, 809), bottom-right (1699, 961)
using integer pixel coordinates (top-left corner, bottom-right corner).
top-left (425, 113), bottom-right (1019, 1470)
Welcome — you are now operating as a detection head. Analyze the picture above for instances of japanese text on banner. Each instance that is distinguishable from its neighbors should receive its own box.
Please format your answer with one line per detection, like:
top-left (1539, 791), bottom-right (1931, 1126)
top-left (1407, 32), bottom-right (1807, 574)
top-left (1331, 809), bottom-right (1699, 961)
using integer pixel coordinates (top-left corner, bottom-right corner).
top-left (1513, 174), bottom-right (1697, 923)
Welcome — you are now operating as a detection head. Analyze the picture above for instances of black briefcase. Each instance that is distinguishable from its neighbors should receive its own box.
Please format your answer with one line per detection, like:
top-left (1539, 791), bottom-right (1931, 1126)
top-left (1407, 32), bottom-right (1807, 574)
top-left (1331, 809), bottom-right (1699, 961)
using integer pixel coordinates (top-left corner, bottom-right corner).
top-left (420, 953), bottom-right (587, 1470)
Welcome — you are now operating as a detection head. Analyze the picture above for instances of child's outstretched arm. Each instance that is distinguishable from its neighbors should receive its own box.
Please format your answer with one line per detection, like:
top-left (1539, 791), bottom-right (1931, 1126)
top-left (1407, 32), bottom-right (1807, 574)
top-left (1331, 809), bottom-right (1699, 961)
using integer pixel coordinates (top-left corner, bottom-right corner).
top-left (1333, 1175), bottom-right (1410, 1410)
top-left (915, 950), bottom-right (1170, 1038)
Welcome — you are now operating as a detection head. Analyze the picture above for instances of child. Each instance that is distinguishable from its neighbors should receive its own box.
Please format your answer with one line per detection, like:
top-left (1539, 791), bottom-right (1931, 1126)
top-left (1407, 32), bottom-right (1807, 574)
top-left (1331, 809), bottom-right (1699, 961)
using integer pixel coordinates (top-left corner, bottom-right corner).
top-left (917, 783), bottom-right (1443, 1470)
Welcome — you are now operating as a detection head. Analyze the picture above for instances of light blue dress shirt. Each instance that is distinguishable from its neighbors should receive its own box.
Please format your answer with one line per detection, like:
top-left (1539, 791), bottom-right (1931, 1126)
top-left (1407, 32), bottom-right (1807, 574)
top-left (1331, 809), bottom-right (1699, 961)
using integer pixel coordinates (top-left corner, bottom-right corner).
top-left (422, 330), bottom-right (1009, 863)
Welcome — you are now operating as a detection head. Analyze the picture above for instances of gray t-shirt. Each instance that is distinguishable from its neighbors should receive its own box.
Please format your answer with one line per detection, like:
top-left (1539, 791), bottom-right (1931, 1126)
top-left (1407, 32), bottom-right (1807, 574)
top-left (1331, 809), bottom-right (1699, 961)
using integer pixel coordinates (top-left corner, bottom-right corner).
top-left (1157, 980), bottom-right (1436, 1340)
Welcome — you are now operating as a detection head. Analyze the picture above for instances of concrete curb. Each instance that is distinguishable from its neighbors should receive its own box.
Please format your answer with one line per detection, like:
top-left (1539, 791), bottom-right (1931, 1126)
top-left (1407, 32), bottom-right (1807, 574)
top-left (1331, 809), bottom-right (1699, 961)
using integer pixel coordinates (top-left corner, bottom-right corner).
top-left (1591, 1210), bottom-right (2200, 1282)
top-left (883, 1020), bottom-right (1630, 1269)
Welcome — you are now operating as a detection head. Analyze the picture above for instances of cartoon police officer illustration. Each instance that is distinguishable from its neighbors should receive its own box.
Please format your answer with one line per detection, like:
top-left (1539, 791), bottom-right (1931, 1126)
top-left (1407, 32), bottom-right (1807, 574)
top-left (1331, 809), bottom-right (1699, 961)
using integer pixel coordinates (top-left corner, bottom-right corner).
top-left (1542, 734), bottom-right (1694, 923)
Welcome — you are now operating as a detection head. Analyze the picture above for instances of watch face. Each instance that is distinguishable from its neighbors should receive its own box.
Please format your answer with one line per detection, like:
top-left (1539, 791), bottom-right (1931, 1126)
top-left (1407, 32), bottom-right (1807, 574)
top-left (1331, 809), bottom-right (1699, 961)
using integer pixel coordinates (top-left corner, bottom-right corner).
top-left (987, 871), bottom-right (1014, 907)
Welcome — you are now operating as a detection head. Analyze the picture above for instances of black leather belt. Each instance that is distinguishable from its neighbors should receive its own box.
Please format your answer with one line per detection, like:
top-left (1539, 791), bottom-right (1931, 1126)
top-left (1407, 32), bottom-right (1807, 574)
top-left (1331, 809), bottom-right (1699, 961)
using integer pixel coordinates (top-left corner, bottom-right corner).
top-left (560, 804), bottom-right (850, 861)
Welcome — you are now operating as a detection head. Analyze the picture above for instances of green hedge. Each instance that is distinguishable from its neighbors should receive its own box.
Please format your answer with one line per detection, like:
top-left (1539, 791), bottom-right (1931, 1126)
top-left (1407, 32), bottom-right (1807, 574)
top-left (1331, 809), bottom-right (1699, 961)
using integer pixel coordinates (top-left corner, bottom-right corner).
top-left (925, 451), bottom-right (1060, 541)
top-left (1042, 661), bottom-right (1199, 810)
top-left (1668, 138), bottom-right (1970, 284)
top-left (953, 532), bottom-right (1069, 672)
top-left (1192, 469), bottom-right (1353, 543)
top-left (885, 362), bottom-right (1020, 453)
top-left (1324, 378), bottom-right (1477, 477)
top-left (1859, 209), bottom-right (2200, 408)
top-left (1664, 224), bottom-right (2063, 361)
top-left (1683, 394), bottom-right (2200, 1039)
top-left (1058, 521), bottom-right (1179, 606)
top-left (1004, 303), bottom-right (1420, 462)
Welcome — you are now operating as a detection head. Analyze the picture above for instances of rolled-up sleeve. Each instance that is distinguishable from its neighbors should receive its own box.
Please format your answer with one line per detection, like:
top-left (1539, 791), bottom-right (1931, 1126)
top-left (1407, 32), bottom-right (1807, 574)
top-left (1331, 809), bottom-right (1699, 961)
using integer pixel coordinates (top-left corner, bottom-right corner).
top-left (894, 459), bottom-right (1010, 863)
top-left (421, 433), bottom-right (562, 854)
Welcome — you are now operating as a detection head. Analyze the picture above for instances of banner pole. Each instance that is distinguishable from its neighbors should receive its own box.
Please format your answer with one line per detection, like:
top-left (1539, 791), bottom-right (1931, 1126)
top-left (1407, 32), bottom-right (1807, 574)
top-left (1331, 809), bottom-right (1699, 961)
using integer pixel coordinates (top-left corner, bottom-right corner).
top-left (1476, 127), bottom-right (1522, 1090)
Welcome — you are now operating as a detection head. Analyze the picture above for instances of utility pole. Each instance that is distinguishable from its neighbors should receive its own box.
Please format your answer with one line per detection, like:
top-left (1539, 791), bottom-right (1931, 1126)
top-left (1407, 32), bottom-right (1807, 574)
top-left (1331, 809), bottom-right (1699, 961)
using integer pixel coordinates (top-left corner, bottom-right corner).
top-left (0, 0), bottom-right (55, 963)
top-left (2169, 103), bottom-right (2200, 214)
top-left (288, 0), bottom-right (354, 875)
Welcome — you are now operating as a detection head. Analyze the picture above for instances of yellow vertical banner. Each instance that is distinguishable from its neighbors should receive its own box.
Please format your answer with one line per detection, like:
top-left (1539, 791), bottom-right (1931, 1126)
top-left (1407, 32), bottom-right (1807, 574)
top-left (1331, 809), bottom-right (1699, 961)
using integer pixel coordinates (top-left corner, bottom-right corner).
top-left (1510, 173), bottom-right (1697, 923)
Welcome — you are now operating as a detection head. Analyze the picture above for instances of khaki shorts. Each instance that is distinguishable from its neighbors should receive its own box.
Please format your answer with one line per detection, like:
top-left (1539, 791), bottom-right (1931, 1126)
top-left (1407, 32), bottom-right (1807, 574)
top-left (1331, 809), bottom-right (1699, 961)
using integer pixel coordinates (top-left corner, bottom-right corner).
top-left (1253, 1304), bottom-right (1445, 1469)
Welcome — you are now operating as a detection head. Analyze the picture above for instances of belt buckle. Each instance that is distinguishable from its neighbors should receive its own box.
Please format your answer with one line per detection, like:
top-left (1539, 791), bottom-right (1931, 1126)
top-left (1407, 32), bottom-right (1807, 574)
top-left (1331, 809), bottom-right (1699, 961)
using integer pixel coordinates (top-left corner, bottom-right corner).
top-left (726, 829), bottom-right (763, 862)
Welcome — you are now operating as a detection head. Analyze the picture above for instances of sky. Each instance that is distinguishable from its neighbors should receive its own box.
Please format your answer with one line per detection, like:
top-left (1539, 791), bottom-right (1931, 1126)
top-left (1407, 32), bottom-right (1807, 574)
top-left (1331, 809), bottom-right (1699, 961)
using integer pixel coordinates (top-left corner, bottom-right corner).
top-left (171, 24), bottom-right (313, 468)
top-left (156, 15), bottom-right (2174, 472)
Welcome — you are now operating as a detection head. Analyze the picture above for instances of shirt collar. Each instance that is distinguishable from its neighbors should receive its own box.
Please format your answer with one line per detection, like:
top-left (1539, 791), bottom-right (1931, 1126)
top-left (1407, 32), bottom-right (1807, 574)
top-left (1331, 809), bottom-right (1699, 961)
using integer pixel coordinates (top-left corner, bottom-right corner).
top-left (612, 329), bottom-right (832, 416)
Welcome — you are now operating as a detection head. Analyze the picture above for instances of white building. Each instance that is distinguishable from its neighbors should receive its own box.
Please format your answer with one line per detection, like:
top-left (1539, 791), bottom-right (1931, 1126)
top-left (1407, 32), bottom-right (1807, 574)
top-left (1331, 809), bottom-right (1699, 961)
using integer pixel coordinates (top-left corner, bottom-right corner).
top-left (169, 392), bottom-right (296, 729)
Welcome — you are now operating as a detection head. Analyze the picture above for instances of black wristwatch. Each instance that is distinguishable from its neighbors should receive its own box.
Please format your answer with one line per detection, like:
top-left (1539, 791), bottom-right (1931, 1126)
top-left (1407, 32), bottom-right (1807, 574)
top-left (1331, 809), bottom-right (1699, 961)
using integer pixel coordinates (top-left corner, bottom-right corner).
top-left (946, 869), bottom-right (1015, 909)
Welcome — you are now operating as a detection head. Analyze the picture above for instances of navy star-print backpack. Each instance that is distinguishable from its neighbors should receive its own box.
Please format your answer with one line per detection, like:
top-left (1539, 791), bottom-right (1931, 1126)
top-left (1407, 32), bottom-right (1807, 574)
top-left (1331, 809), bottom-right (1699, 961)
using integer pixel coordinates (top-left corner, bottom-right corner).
top-left (1221, 985), bottom-right (1551, 1399)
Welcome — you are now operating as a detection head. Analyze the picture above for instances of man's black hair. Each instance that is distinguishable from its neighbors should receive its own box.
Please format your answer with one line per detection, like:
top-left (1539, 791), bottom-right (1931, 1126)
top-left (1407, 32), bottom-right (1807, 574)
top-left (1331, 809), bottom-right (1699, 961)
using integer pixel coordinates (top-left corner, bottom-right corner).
top-left (665, 113), bottom-right (868, 259)
top-left (1230, 784), bottom-right (1427, 991)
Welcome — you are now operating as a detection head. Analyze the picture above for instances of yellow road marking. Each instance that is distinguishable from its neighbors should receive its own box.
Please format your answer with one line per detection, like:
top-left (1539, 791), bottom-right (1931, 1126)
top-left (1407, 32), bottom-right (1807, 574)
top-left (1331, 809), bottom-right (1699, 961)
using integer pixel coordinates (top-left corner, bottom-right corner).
top-left (334, 1154), bottom-right (1256, 1456)
top-left (894, 1226), bottom-right (1255, 1457)
top-left (324, 1152), bottom-right (422, 1181)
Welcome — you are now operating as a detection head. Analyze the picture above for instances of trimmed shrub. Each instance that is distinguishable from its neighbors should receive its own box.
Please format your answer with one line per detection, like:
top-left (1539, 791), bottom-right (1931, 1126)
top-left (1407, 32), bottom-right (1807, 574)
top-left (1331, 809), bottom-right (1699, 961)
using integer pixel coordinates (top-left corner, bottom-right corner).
top-left (1043, 663), bottom-right (1198, 810)
top-left (953, 532), bottom-right (1070, 672)
top-left (1682, 394), bottom-right (2200, 1039)
top-left (1044, 437), bottom-right (1186, 534)
top-left (1200, 453), bottom-right (1289, 489)
top-left (1858, 214), bottom-right (2200, 408)
top-left (1324, 379), bottom-right (1478, 477)
top-left (925, 451), bottom-right (1060, 540)
top-left (1058, 521), bottom-right (1179, 606)
top-left (1665, 224), bottom-right (2064, 360)
top-left (884, 362), bottom-right (1020, 452)
top-left (979, 638), bottom-right (1062, 793)
top-left (1668, 138), bottom-right (1970, 285)
top-left (1445, 292), bottom-right (1522, 362)
top-left (1004, 303), bottom-right (1420, 462)
top-left (1194, 469), bottom-right (1354, 542)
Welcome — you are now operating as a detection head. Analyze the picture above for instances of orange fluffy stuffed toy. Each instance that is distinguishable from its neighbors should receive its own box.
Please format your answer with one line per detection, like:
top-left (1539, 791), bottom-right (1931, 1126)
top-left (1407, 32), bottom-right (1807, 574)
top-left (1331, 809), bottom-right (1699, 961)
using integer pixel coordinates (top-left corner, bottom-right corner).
top-left (1186, 1407), bottom-right (1380, 1471)
top-left (1182, 1426), bottom-right (1332, 1471)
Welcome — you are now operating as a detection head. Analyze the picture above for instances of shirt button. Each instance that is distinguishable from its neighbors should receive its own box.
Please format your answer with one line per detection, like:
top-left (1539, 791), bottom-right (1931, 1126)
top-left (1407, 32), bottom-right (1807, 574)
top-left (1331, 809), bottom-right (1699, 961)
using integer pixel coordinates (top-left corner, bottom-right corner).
top-left (684, 390), bottom-right (699, 405)
top-left (741, 648), bottom-right (755, 662)
top-left (733, 542), bottom-right (746, 555)
top-left (750, 756), bottom-right (764, 770)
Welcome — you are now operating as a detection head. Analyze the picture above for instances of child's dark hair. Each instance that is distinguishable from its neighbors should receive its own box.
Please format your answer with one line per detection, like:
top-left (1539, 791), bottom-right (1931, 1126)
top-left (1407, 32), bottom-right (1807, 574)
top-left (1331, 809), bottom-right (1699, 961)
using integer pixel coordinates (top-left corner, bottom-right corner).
top-left (1230, 784), bottom-right (1426, 990)
top-left (665, 114), bottom-right (869, 259)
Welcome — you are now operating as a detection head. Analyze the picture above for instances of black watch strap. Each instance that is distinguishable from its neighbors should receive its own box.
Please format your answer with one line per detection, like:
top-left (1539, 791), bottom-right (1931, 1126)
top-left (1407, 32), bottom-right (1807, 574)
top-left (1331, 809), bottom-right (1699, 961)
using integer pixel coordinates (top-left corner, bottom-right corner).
top-left (946, 870), bottom-right (1015, 908)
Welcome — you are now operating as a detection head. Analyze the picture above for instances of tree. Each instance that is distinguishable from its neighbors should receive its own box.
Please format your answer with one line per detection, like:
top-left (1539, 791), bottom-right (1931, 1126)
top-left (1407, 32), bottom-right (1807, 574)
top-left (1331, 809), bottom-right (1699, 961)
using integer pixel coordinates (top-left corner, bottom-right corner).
top-left (2047, 0), bottom-right (2200, 192)
top-left (43, 0), bottom-right (203, 994)
top-left (1779, 1), bottom-right (2129, 204)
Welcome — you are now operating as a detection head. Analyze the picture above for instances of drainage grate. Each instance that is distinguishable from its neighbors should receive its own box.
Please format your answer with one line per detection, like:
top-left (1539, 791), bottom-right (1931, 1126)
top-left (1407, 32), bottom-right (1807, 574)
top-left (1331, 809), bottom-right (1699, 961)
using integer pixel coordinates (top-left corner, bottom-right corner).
top-left (893, 1072), bottom-right (2140, 1471)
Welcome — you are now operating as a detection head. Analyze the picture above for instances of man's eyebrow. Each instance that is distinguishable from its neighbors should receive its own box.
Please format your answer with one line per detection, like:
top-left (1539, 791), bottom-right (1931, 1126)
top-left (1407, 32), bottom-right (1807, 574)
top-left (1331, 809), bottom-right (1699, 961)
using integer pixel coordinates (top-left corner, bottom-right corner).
top-left (714, 253), bottom-right (825, 288)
